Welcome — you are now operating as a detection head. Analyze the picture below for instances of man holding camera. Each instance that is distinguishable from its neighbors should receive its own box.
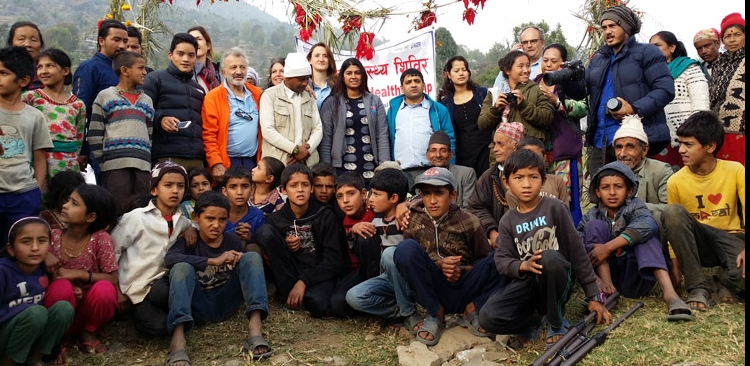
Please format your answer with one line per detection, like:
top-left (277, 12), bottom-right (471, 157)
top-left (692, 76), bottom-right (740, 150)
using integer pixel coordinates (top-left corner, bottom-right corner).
top-left (584, 5), bottom-right (674, 176)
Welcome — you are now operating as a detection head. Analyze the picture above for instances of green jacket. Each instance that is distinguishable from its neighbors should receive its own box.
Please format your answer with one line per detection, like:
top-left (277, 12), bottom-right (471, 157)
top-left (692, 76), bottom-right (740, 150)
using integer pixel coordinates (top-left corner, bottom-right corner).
top-left (477, 80), bottom-right (554, 140)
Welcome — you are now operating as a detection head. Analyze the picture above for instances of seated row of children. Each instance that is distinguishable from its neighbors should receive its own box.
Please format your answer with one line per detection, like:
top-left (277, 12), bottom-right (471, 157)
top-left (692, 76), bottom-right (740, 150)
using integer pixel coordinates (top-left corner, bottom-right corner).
top-left (2, 115), bottom-right (744, 364)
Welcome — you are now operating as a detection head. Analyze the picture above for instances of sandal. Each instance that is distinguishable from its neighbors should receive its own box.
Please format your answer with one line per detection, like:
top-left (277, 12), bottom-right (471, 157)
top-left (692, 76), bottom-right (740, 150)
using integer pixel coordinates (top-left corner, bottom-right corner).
top-left (686, 288), bottom-right (712, 311)
top-left (165, 349), bottom-right (191, 366)
top-left (48, 346), bottom-right (67, 366)
top-left (666, 298), bottom-right (694, 321)
top-left (77, 340), bottom-right (107, 354)
top-left (544, 318), bottom-right (571, 348)
top-left (242, 335), bottom-right (273, 360)
top-left (402, 312), bottom-right (424, 336)
top-left (456, 310), bottom-right (495, 338)
top-left (716, 283), bottom-right (740, 304)
top-left (415, 315), bottom-right (445, 346)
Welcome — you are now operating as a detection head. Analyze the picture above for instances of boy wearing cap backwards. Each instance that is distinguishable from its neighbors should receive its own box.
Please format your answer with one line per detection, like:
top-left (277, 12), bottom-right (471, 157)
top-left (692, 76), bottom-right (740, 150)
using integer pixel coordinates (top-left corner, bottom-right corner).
top-left (393, 167), bottom-right (506, 346)
top-left (478, 149), bottom-right (612, 349)
top-left (111, 161), bottom-right (192, 338)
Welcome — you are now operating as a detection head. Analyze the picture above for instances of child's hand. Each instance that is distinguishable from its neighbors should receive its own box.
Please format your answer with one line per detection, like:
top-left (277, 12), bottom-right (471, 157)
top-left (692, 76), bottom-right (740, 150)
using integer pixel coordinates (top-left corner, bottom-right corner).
top-left (286, 235), bottom-right (300, 252)
top-left (117, 288), bottom-right (131, 312)
top-left (210, 250), bottom-right (242, 267)
top-left (73, 286), bottom-right (83, 300)
top-left (44, 253), bottom-right (61, 274)
top-left (161, 116), bottom-right (180, 133)
top-left (351, 222), bottom-right (376, 239)
top-left (0, 127), bottom-right (4, 155)
top-left (287, 279), bottom-right (306, 310)
top-left (587, 300), bottom-right (613, 325)
top-left (235, 223), bottom-right (251, 241)
top-left (183, 227), bottom-right (198, 247)
top-left (440, 256), bottom-right (462, 282)
top-left (519, 249), bottom-right (544, 275)
top-left (55, 268), bottom-right (84, 281)
top-left (588, 244), bottom-right (611, 266)
top-left (395, 202), bottom-right (411, 231)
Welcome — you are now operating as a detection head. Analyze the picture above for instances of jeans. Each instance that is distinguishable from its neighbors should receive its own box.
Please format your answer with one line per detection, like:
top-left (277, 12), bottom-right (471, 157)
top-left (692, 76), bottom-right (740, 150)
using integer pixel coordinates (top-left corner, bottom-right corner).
top-left (345, 246), bottom-right (416, 319)
top-left (167, 252), bottom-right (268, 334)
top-left (394, 239), bottom-right (507, 317)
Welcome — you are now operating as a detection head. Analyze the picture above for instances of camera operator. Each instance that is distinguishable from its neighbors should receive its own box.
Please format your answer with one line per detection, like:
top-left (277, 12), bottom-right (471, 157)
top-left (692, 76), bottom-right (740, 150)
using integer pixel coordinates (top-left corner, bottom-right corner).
top-left (478, 50), bottom-right (554, 163)
top-left (584, 4), bottom-right (674, 175)
top-left (536, 43), bottom-right (588, 226)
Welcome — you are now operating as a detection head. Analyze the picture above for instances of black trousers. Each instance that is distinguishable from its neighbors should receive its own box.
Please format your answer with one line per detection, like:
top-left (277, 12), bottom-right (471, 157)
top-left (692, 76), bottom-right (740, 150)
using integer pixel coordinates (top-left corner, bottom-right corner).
top-left (130, 277), bottom-right (170, 338)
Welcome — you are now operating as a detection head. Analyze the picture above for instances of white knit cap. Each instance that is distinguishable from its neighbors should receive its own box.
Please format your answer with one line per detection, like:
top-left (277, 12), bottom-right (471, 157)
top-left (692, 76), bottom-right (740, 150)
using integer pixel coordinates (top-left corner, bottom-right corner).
top-left (613, 115), bottom-right (648, 144)
top-left (283, 52), bottom-right (311, 78)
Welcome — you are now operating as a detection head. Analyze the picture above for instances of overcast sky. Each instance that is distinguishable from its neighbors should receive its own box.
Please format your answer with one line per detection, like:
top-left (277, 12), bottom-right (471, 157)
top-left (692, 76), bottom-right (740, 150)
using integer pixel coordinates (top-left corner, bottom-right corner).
top-left (254, 0), bottom-right (744, 59)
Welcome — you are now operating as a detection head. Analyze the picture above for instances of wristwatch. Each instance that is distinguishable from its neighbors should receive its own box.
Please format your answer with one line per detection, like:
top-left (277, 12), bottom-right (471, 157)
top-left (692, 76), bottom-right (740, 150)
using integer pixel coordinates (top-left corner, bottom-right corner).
top-left (586, 293), bottom-right (606, 303)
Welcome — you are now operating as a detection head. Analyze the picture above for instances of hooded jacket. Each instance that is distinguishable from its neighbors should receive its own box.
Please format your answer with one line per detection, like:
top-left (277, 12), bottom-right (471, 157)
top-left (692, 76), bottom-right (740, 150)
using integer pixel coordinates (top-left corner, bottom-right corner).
top-left (578, 161), bottom-right (658, 246)
top-left (264, 199), bottom-right (350, 286)
top-left (143, 62), bottom-right (206, 161)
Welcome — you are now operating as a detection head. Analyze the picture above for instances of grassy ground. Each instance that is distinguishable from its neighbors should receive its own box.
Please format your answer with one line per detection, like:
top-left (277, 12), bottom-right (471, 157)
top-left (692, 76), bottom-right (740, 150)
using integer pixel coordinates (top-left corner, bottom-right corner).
top-left (70, 283), bottom-right (744, 366)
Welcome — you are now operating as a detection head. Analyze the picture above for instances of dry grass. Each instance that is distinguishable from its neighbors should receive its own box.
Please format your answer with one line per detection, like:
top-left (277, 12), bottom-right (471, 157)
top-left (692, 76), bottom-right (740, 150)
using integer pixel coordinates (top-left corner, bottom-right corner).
top-left (70, 282), bottom-right (744, 366)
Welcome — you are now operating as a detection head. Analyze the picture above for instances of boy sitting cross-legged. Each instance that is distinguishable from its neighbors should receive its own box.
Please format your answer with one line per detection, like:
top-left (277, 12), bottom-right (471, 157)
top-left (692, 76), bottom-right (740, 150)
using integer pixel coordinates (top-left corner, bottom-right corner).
top-left (164, 191), bottom-right (271, 364)
top-left (346, 168), bottom-right (422, 330)
top-left (221, 166), bottom-right (265, 254)
top-left (393, 167), bottom-right (507, 346)
top-left (478, 149), bottom-right (612, 349)
top-left (255, 163), bottom-right (354, 318)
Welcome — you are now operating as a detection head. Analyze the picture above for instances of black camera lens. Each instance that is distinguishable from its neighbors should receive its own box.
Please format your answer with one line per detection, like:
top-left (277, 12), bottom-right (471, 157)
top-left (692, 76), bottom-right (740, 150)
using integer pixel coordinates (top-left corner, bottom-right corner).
top-left (606, 98), bottom-right (622, 112)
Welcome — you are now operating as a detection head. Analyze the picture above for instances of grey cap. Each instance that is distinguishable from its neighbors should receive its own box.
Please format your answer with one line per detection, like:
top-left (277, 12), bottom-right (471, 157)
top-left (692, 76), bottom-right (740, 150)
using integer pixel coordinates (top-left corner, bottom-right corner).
top-left (412, 167), bottom-right (456, 191)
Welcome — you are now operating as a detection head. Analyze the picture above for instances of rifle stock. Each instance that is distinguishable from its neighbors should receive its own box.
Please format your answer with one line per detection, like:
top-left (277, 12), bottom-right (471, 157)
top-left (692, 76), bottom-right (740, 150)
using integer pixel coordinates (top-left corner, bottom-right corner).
top-left (528, 291), bottom-right (620, 366)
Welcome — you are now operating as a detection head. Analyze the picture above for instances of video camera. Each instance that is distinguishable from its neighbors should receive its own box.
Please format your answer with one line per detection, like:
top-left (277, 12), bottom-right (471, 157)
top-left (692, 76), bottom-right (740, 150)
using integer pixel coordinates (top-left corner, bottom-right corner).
top-left (542, 59), bottom-right (585, 86)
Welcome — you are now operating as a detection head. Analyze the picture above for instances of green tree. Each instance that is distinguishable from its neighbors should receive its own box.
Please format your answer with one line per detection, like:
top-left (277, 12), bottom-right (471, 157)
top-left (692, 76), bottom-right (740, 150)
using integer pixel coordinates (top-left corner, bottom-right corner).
top-left (45, 22), bottom-right (80, 53)
top-left (434, 27), bottom-right (458, 77)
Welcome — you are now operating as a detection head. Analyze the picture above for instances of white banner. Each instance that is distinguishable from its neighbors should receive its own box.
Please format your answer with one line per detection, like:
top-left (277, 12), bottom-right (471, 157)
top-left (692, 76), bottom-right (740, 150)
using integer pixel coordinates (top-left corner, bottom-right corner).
top-left (296, 29), bottom-right (437, 107)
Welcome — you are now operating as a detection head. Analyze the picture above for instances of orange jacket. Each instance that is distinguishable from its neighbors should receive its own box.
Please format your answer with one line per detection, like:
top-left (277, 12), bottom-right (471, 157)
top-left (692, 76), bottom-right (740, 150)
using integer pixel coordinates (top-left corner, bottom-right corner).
top-left (202, 82), bottom-right (263, 169)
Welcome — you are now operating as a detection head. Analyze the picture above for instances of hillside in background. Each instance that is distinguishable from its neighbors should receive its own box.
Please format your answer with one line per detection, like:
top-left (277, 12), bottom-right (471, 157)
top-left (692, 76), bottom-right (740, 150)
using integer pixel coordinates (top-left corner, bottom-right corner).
top-left (1, 0), bottom-right (298, 81)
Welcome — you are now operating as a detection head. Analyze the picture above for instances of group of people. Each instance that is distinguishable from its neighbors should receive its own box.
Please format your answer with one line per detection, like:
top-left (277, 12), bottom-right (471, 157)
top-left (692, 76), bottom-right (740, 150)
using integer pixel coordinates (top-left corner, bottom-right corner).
top-left (0, 4), bottom-right (745, 365)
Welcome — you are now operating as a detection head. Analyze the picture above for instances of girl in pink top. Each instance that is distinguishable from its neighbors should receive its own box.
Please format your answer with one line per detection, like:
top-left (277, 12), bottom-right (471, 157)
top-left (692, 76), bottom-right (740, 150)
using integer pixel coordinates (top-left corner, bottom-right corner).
top-left (43, 184), bottom-right (119, 355)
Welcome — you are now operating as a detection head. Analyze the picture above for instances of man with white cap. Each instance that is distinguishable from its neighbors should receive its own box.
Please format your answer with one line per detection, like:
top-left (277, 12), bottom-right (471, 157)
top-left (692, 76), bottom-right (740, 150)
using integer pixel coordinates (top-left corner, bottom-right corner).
top-left (202, 47), bottom-right (264, 182)
top-left (259, 52), bottom-right (323, 167)
top-left (584, 4), bottom-right (674, 176)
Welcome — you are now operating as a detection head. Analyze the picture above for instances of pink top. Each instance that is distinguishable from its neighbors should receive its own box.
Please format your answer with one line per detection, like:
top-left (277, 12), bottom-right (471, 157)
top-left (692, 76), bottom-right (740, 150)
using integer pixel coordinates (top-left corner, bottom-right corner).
top-left (50, 229), bottom-right (118, 276)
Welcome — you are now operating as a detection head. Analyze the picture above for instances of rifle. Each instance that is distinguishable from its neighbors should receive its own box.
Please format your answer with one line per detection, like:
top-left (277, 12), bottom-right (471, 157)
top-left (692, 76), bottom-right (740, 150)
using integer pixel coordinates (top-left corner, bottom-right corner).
top-left (528, 291), bottom-right (620, 366)
top-left (560, 301), bottom-right (644, 365)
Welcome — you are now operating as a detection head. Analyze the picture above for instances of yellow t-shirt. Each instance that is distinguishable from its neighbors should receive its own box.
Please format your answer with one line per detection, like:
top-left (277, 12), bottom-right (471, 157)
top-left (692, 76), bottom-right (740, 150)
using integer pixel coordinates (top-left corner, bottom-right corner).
top-left (667, 159), bottom-right (745, 232)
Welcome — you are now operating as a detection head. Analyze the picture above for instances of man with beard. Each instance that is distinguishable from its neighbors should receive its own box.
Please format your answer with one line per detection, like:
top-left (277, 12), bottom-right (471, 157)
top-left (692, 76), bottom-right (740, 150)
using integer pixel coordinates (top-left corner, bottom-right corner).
top-left (202, 47), bottom-right (263, 183)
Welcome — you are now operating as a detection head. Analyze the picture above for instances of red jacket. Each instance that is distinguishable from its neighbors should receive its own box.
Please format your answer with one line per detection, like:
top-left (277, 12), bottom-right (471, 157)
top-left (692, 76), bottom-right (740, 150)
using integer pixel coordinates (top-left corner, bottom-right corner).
top-left (202, 82), bottom-right (263, 169)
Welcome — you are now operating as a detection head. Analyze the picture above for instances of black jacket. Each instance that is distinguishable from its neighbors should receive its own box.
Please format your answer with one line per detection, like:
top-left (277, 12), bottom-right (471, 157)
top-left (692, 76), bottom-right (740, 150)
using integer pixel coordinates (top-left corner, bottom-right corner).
top-left (143, 63), bottom-right (205, 161)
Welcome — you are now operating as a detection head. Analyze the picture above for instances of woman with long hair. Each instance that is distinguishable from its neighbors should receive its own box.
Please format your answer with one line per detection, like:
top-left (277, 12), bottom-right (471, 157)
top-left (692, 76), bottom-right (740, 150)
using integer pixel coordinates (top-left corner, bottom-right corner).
top-left (710, 13), bottom-right (745, 165)
top-left (187, 26), bottom-right (220, 93)
top-left (265, 58), bottom-right (285, 89)
top-left (649, 31), bottom-right (710, 170)
top-left (319, 58), bottom-right (389, 182)
top-left (306, 42), bottom-right (337, 110)
top-left (437, 56), bottom-right (489, 176)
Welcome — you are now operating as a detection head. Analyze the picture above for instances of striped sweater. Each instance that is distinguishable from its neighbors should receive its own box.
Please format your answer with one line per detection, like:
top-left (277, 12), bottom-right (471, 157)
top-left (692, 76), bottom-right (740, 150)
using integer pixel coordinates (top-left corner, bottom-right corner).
top-left (89, 86), bottom-right (154, 172)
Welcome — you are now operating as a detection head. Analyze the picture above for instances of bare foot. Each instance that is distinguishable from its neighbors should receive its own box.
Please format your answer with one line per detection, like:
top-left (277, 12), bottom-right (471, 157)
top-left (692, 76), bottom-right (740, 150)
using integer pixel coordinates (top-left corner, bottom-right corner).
top-left (687, 301), bottom-right (706, 310)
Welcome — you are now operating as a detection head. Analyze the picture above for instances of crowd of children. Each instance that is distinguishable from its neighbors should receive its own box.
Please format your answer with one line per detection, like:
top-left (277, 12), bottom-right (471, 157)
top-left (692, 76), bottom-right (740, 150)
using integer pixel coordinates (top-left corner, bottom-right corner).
top-left (0, 34), bottom-right (746, 365)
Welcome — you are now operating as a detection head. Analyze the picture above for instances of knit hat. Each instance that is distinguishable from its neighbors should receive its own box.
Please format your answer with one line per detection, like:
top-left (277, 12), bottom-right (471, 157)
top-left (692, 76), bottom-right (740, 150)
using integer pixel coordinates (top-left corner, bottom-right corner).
top-left (601, 5), bottom-right (642, 36)
top-left (720, 13), bottom-right (745, 38)
top-left (693, 28), bottom-right (720, 44)
top-left (613, 115), bottom-right (648, 144)
top-left (428, 130), bottom-right (451, 149)
top-left (150, 161), bottom-right (188, 191)
top-left (495, 122), bottom-right (525, 144)
top-left (245, 66), bottom-right (259, 86)
top-left (283, 52), bottom-right (311, 78)
top-left (412, 167), bottom-right (457, 192)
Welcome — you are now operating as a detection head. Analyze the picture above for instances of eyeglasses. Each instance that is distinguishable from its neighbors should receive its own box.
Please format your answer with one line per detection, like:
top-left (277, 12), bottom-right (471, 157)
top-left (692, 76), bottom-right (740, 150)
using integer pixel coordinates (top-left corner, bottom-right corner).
top-left (520, 39), bottom-right (540, 46)
top-left (235, 109), bottom-right (253, 121)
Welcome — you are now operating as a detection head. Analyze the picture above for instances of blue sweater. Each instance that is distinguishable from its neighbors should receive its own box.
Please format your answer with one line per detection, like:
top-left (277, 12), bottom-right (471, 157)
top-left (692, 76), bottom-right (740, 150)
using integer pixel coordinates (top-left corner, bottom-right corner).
top-left (386, 93), bottom-right (456, 164)
top-left (0, 258), bottom-right (47, 326)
